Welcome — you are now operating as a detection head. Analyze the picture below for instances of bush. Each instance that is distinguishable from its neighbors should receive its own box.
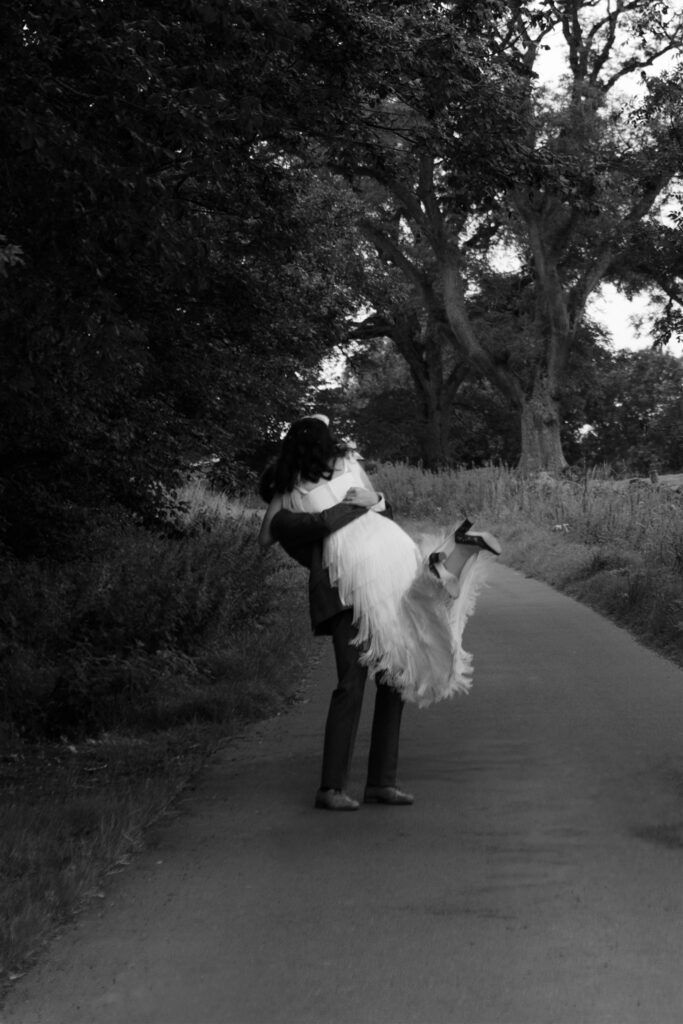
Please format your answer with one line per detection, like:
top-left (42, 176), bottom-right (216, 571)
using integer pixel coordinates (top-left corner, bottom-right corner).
top-left (0, 500), bottom-right (309, 741)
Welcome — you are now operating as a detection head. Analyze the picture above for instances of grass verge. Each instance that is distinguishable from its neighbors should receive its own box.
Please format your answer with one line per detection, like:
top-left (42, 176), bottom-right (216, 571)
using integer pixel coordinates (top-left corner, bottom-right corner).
top-left (374, 462), bottom-right (683, 669)
top-left (0, 494), bottom-right (313, 991)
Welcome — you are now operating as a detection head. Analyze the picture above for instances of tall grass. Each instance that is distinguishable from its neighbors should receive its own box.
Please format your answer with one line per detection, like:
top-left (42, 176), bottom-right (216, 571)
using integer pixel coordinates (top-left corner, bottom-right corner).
top-left (174, 477), bottom-right (251, 530)
top-left (373, 461), bottom-right (683, 662)
top-left (0, 508), bottom-right (308, 741)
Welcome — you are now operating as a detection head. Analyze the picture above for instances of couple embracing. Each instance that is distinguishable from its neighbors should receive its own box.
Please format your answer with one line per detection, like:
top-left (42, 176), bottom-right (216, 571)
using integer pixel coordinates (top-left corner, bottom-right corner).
top-left (258, 414), bottom-right (496, 811)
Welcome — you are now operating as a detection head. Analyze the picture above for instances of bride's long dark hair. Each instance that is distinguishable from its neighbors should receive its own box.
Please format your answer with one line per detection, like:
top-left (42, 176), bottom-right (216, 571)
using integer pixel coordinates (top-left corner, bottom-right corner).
top-left (259, 417), bottom-right (349, 500)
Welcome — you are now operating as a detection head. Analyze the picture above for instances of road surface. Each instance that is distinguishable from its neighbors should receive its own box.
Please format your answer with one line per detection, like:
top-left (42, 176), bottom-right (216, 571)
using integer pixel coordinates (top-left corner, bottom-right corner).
top-left (2, 564), bottom-right (682, 1024)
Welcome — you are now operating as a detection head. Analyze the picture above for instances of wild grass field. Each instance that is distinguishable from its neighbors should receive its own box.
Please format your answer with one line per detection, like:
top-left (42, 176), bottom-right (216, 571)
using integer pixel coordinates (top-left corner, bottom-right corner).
top-left (371, 462), bottom-right (683, 664)
top-left (2, 462), bottom-right (682, 989)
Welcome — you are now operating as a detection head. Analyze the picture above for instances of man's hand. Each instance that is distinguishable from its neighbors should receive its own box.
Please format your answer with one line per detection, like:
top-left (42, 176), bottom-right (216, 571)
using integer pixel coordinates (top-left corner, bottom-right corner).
top-left (343, 486), bottom-right (379, 508)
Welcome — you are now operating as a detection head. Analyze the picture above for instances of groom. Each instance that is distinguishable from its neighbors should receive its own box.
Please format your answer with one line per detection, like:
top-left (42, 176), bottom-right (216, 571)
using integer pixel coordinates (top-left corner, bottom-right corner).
top-left (265, 477), bottom-right (414, 812)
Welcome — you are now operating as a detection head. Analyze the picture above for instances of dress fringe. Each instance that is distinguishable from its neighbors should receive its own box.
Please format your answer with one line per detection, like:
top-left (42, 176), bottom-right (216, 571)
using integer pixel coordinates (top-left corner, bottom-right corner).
top-left (323, 514), bottom-right (492, 707)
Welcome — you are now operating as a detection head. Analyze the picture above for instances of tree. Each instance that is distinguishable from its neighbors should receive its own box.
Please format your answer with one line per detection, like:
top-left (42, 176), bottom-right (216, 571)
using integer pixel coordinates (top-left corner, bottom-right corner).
top-left (322, 336), bottom-right (521, 466)
top-left (350, 308), bottom-right (469, 467)
top-left (288, 2), bottom-right (540, 466)
top-left (503, 0), bottom-right (683, 470)
top-left (578, 349), bottom-right (683, 473)
top-left (343, 222), bottom-right (471, 469)
top-left (319, 340), bottom-right (427, 463)
top-left (307, 0), bottom-right (683, 472)
top-left (0, 1), bottom-right (361, 552)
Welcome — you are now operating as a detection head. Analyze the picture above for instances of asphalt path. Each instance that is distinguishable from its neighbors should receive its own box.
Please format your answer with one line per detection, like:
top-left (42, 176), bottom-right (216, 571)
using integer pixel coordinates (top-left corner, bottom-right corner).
top-left (2, 563), bottom-right (682, 1024)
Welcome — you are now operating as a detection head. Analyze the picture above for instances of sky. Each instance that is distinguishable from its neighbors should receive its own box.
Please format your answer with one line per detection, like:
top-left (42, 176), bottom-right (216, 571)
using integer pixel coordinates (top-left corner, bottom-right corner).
top-left (588, 285), bottom-right (682, 357)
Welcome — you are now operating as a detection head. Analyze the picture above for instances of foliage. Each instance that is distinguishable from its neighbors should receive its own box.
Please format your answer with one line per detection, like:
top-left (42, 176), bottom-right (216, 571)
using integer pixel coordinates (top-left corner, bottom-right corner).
top-left (577, 349), bottom-right (683, 473)
top-left (0, 1), bottom-right (363, 554)
top-left (325, 319), bottom-right (617, 470)
top-left (321, 340), bottom-right (521, 466)
top-left (0, 500), bottom-right (309, 741)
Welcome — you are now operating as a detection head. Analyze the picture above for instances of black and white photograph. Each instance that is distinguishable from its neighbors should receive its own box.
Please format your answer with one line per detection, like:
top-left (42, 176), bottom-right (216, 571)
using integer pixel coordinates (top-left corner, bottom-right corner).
top-left (1, 2), bottom-right (682, 1022)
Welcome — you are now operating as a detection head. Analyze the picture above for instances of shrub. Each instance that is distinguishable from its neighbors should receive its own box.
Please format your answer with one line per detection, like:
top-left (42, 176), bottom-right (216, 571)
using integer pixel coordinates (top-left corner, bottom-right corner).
top-left (0, 498), bottom-right (309, 741)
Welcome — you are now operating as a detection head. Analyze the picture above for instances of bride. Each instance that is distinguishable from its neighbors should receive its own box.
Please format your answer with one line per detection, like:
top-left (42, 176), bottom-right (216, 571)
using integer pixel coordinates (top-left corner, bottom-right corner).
top-left (258, 415), bottom-right (493, 707)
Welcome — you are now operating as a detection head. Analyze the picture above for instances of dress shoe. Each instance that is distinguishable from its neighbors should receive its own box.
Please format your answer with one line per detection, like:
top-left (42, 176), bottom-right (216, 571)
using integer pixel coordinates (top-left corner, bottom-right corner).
top-left (364, 785), bottom-right (414, 805)
top-left (314, 788), bottom-right (359, 811)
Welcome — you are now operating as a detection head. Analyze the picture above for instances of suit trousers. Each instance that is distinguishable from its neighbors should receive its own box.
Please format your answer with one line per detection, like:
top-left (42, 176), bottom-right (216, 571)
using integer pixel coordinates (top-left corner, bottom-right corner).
top-left (320, 609), bottom-right (405, 791)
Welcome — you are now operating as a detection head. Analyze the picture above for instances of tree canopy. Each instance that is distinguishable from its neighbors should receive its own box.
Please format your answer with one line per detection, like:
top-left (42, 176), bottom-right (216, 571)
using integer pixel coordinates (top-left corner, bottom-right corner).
top-left (578, 348), bottom-right (683, 473)
top-left (0, 1), bottom-right (364, 551)
top-left (307, 0), bottom-right (683, 472)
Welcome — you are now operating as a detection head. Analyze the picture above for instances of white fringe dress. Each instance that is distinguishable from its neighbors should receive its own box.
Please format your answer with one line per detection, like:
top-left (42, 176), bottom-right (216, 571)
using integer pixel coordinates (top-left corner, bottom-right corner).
top-left (282, 457), bottom-right (490, 707)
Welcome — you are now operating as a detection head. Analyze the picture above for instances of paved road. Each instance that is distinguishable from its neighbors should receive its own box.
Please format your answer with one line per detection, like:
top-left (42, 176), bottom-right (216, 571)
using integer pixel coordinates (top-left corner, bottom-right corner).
top-left (3, 564), bottom-right (682, 1024)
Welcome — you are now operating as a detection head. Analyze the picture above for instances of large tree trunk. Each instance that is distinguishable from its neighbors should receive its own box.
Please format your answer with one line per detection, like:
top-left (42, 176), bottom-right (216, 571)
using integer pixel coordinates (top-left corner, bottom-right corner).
top-left (441, 249), bottom-right (572, 472)
top-left (416, 392), bottom-right (450, 469)
top-left (518, 376), bottom-right (567, 474)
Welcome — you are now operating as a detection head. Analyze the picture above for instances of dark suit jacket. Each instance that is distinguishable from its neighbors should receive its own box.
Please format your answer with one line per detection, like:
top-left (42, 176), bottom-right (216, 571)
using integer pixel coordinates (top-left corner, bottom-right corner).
top-left (271, 500), bottom-right (392, 636)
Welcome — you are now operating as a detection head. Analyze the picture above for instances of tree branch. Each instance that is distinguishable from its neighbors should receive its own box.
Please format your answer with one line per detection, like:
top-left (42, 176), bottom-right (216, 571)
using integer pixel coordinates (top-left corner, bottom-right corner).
top-left (464, 217), bottom-right (503, 250)
top-left (347, 313), bottom-right (395, 341)
top-left (416, 153), bottom-right (449, 251)
top-left (562, 0), bottom-right (587, 80)
top-left (624, 166), bottom-right (678, 226)
top-left (440, 247), bottom-right (524, 407)
top-left (360, 220), bottom-right (434, 299)
top-left (587, 0), bottom-right (619, 82)
top-left (444, 359), bottom-right (470, 396)
top-left (603, 39), bottom-right (683, 90)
